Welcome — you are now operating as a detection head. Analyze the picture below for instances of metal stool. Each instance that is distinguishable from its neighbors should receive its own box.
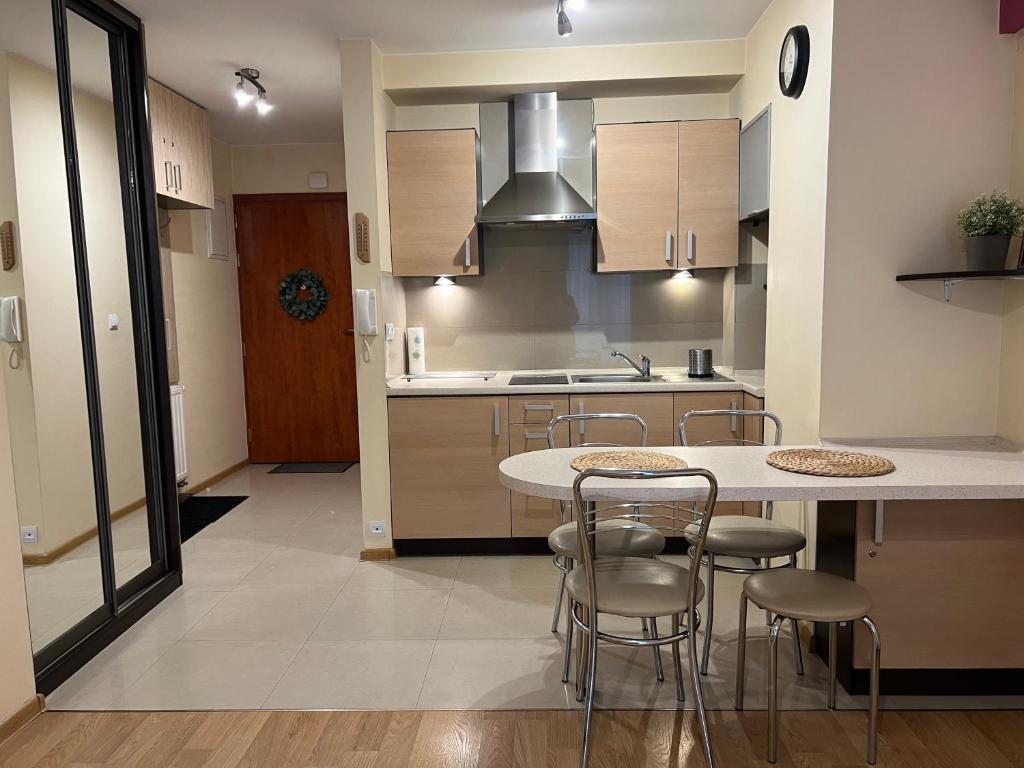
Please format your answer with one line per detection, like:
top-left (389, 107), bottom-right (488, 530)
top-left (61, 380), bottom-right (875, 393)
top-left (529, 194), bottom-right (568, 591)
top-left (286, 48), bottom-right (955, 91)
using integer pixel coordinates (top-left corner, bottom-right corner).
top-left (570, 467), bottom-right (719, 768)
top-left (679, 409), bottom-right (807, 675)
top-left (545, 413), bottom-right (666, 683)
top-left (736, 568), bottom-right (881, 764)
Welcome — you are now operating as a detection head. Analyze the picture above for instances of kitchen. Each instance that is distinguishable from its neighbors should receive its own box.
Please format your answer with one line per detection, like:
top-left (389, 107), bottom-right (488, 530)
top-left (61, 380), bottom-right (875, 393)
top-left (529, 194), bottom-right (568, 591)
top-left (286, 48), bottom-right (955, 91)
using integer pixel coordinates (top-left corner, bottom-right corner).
top-left (1, 0), bottom-right (1024, 766)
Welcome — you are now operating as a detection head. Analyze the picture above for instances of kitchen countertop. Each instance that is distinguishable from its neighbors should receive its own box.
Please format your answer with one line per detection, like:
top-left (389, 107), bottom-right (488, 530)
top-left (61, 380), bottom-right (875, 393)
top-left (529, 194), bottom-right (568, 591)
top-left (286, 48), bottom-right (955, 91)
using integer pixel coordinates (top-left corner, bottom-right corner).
top-left (498, 441), bottom-right (1024, 503)
top-left (386, 367), bottom-right (766, 398)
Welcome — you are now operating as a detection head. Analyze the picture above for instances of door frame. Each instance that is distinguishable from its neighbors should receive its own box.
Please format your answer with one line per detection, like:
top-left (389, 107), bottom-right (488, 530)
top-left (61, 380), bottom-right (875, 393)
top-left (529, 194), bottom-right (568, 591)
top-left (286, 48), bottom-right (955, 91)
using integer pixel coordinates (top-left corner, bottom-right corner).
top-left (233, 192), bottom-right (356, 463)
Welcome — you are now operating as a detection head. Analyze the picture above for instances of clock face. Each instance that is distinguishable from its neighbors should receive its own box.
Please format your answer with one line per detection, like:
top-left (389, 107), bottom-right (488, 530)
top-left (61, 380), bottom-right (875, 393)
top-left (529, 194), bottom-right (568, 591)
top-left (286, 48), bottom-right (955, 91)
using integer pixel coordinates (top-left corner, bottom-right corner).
top-left (779, 25), bottom-right (809, 98)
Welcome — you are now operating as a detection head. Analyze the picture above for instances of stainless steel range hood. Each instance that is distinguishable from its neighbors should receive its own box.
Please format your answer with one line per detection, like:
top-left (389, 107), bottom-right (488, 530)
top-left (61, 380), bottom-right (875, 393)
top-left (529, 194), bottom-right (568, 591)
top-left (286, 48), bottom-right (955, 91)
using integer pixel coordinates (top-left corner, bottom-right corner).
top-left (476, 93), bottom-right (596, 227)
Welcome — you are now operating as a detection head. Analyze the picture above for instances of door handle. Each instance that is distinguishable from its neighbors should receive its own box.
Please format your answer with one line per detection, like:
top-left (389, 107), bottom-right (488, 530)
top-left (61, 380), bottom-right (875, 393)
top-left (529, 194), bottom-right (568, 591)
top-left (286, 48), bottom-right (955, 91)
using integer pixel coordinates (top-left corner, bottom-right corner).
top-left (165, 317), bottom-right (173, 352)
top-left (174, 164), bottom-right (183, 193)
top-left (686, 230), bottom-right (696, 263)
top-left (665, 231), bottom-right (674, 265)
top-left (578, 402), bottom-right (585, 437)
top-left (343, 329), bottom-right (356, 336)
top-left (464, 236), bottom-right (472, 268)
top-left (164, 160), bottom-right (172, 192)
top-left (493, 403), bottom-right (501, 437)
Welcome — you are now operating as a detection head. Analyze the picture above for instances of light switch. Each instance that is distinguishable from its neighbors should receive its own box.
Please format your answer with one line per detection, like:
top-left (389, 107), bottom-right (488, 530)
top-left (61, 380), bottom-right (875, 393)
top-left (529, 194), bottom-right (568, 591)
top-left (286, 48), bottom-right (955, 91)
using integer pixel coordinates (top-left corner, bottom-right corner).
top-left (384, 322), bottom-right (395, 341)
top-left (108, 313), bottom-right (119, 331)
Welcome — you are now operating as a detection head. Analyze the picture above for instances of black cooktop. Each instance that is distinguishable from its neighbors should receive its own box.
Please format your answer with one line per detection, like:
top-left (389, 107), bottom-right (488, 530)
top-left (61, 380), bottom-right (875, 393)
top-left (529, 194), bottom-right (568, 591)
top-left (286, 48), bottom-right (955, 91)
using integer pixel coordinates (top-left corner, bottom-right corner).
top-left (508, 374), bottom-right (570, 386)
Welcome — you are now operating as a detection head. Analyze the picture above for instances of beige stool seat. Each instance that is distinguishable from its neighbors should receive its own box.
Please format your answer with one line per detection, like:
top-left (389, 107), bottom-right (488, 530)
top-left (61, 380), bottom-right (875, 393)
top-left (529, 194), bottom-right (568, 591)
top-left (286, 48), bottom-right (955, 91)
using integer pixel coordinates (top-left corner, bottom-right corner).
top-left (744, 569), bottom-right (873, 622)
top-left (549, 519), bottom-right (665, 560)
top-left (685, 515), bottom-right (806, 559)
top-left (566, 556), bottom-right (705, 619)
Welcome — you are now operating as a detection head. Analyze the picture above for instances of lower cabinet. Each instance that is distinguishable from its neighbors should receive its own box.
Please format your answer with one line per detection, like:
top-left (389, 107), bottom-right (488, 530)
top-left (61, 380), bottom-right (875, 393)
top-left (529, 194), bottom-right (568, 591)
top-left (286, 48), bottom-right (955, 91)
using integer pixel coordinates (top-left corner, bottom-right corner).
top-left (387, 389), bottom-right (765, 540)
top-left (568, 393), bottom-right (674, 446)
top-left (388, 396), bottom-right (510, 539)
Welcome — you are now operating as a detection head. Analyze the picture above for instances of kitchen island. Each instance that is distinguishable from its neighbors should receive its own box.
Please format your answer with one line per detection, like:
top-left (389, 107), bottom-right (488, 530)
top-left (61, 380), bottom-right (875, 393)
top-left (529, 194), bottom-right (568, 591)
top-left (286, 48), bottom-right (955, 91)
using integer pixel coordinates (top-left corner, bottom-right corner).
top-left (498, 439), bottom-right (1024, 696)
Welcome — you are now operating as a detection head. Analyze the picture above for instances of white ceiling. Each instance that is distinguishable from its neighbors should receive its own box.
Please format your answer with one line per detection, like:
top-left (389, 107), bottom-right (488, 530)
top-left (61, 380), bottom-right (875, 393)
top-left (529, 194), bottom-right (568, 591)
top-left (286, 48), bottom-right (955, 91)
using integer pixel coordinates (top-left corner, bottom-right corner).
top-left (2, 0), bottom-right (771, 145)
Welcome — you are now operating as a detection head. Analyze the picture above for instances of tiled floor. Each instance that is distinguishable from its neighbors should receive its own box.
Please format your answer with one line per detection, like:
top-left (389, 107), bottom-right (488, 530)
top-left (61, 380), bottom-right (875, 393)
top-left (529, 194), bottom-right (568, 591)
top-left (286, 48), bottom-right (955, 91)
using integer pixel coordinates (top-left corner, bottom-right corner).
top-left (46, 463), bottom-right (1014, 714)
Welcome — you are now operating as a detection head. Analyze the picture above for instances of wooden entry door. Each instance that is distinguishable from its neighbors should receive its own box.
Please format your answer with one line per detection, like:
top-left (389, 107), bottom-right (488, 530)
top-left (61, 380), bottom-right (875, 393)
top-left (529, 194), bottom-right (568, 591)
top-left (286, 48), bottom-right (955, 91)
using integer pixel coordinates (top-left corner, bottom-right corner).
top-left (235, 193), bottom-right (359, 462)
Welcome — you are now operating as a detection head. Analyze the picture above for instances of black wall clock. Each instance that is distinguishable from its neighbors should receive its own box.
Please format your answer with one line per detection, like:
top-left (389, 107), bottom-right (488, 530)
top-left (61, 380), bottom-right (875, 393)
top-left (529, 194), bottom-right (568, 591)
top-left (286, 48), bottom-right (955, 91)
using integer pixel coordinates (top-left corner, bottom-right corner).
top-left (779, 25), bottom-right (810, 98)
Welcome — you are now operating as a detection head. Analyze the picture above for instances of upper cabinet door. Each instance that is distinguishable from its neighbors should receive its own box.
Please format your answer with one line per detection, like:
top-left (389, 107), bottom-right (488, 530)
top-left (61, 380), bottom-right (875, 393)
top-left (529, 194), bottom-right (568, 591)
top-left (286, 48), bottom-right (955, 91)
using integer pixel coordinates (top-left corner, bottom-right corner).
top-left (595, 122), bottom-right (679, 273)
top-left (387, 129), bottom-right (480, 278)
top-left (679, 119), bottom-right (739, 269)
top-left (148, 79), bottom-right (213, 210)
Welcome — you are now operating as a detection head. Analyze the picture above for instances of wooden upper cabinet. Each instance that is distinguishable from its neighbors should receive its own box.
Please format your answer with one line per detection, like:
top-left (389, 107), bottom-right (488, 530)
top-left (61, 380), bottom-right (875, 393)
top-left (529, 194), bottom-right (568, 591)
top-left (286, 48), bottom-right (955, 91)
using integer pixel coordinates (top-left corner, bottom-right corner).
top-left (148, 79), bottom-right (214, 210)
top-left (678, 119), bottom-right (739, 269)
top-left (388, 396), bottom-right (510, 539)
top-left (595, 122), bottom-right (679, 273)
top-left (387, 129), bottom-right (480, 277)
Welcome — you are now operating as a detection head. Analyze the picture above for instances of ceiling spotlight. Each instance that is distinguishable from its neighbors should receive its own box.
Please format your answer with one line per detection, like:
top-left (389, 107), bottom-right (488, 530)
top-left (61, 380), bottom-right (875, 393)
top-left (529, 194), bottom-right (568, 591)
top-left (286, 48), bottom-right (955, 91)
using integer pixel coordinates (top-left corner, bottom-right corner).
top-left (234, 79), bottom-right (254, 106)
top-left (256, 92), bottom-right (273, 116)
top-left (234, 67), bottom-right (270, 113)
top-left (556, 0), bottom-right (573, 36)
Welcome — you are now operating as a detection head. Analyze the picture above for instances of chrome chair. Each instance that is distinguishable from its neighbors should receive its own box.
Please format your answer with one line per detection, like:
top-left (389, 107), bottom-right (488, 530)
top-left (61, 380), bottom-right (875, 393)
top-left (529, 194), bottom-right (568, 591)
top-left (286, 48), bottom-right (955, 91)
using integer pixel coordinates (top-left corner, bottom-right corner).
top-left (569, 467), bottom-right (719, 768)
top-left (546, 413), bottom-right (667, 683)
top-left (736, 569), bottom-right (881, 764)
top-left (679, 409), bottom-right (806, 676)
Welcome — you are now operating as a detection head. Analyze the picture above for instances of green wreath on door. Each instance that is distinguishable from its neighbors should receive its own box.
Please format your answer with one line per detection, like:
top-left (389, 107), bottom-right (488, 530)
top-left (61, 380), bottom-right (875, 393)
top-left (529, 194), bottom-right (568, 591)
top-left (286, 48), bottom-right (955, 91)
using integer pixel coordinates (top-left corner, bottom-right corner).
top-left (279, 268), bottom-right (330, 321)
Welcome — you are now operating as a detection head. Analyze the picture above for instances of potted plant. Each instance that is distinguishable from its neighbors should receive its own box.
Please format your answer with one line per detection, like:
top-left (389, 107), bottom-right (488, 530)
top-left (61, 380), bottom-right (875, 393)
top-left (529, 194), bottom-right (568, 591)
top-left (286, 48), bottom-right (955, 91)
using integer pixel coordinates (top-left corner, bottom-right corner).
top-left (957, 191), bottom-right (1024, 270)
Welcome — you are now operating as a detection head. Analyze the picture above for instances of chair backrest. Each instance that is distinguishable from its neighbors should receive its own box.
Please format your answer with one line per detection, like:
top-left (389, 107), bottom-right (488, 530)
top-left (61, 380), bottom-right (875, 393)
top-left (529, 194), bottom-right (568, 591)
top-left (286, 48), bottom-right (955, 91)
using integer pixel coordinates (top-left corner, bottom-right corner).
top-left (679, 408), bottom-right (782, 520)
top-left (678, 408), bottom-right (783, 448)
top-left (546, 412), bottom-right (649, 449)
top-left (571, 467), bottom-right (719, 622)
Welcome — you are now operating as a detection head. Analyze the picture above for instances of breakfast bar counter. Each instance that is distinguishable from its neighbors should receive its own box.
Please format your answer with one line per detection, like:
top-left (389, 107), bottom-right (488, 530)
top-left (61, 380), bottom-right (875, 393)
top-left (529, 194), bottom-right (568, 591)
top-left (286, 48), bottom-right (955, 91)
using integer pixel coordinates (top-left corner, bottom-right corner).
top-left (499, 440), bottom-right (1024, 696)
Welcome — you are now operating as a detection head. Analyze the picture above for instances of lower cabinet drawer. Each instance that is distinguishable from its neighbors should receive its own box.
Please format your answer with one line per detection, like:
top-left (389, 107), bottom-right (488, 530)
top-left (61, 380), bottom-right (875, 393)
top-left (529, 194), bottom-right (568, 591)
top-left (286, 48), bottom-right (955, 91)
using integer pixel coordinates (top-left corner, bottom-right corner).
top-left (509, 395), bottom-right (569, 425)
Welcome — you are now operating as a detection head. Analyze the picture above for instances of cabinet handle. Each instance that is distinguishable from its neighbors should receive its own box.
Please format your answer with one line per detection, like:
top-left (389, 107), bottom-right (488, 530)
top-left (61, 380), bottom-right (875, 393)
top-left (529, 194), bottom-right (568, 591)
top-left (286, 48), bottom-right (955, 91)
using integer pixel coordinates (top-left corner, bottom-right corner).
top-left (686, 230), bottom-right (696, 263)
top-left (464, 236), bottom-right (472, 268)
top-left (493, 403), bottom-right (501, 437)
top-left (730, 400), bottom-right (738, 433)
top-left (165, 318), bottom-right (173, 352)
top-left (665, 231), bottom-right (674, 264)
top-left (163, 160), bottom-right (172, 192)
top-left (578, 402), bottom-right (585, 437)
top-left (174, 164), bottom-right (183, 193)
top-left (525, 431), bottom-right (547, 440)
top-left (524, 403), bottom-right (554, 412)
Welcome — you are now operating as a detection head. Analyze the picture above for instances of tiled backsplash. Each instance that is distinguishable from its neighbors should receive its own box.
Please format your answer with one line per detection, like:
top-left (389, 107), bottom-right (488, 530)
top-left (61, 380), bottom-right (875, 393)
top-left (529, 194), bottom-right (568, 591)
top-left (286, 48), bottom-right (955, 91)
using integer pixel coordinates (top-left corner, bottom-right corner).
top-left (400, 229), bottom-right (725, 371)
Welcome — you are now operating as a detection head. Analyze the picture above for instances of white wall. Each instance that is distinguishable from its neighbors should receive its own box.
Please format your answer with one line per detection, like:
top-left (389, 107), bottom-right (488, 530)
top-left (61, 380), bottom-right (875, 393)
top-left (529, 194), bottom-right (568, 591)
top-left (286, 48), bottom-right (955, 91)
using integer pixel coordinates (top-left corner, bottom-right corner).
top-left (230, 142), bottom-right (346, 194)
top-left (0, 49), bottom-right (39, 731)
top-left (162, 138), bottom-right (248, 489)
top-left (819, 0), bottom-right (1014, 439)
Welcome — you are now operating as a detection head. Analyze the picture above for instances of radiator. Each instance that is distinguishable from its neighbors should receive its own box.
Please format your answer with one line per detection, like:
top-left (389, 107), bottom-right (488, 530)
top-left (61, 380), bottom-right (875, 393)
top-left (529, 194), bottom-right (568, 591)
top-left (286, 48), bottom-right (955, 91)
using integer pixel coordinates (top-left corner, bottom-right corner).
top-left (169, 384), bottom-right (188, 486)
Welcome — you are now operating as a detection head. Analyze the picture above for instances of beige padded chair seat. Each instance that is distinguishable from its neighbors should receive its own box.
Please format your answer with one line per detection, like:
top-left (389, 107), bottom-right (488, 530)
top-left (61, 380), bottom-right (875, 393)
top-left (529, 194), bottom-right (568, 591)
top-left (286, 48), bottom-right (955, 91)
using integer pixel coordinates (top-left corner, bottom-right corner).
top-left (744, 569), bottom-right (872, 622)
top-left (565, 557), bottom-right (705, 619)
top-left (548, 519), bottom-right (665, 560)
top-left (684, 515), bottom-right (806, 559)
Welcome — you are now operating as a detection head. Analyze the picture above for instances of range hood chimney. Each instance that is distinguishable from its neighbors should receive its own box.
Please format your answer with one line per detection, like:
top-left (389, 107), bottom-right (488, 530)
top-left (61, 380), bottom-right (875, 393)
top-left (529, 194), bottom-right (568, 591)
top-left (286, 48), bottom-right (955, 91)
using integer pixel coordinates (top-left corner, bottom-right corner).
top-left (476, 93), bottom-right (596, 227)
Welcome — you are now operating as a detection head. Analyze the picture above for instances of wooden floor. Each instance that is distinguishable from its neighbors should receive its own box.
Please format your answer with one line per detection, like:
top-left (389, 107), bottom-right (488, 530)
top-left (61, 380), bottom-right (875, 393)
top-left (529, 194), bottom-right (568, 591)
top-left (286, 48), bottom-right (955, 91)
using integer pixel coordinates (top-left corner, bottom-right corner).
top-left (2, 709), bottom-right (1023, 767)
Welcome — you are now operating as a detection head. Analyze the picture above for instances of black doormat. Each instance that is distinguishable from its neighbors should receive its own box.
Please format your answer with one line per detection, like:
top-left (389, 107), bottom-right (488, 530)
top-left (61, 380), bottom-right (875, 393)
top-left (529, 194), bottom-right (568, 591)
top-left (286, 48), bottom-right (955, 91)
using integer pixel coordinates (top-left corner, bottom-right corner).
top-left (178, 496), bottom-right (247, 543)
top-left (269, 462), bottom-right (355, 474)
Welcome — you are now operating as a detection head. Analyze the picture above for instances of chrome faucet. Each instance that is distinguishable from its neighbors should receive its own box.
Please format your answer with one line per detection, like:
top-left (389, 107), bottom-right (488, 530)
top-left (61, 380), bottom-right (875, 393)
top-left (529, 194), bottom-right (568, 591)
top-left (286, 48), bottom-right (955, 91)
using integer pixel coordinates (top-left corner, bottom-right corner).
top-left (611, 350), bottom-right (652, 378)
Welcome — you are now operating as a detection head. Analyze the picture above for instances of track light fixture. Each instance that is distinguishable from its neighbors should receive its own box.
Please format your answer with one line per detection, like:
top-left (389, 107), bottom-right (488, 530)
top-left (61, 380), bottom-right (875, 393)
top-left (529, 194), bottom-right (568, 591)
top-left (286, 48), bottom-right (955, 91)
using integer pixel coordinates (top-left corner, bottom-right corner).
top-left (234, 67), bottom-right (272, 116)
top-left (556, 0), bottom-right (573, 37)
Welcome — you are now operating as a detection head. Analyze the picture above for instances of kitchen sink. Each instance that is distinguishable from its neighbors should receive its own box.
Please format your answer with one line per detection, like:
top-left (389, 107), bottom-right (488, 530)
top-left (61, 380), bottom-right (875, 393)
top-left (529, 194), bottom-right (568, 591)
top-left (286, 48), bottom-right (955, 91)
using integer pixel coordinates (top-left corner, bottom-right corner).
top-left (571, 374), bottom-right (666, 384)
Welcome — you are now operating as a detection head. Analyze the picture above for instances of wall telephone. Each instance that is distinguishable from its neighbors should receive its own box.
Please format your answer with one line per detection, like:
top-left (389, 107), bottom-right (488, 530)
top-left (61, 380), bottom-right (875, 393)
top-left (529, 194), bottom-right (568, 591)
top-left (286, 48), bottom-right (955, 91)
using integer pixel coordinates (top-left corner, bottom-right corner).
top-left (353, 288), bottom-right (377, 363)
top-left (0, 296), bottom-right (23, 343)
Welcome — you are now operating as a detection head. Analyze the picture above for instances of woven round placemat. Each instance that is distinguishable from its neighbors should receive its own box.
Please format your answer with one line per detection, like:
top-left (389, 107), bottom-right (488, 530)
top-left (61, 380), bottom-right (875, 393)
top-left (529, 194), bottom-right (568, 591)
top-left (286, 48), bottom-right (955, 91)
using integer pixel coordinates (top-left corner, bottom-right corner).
top-left (766, 448), bottom-right (895, 478)
top-left (570, 450), bottom-right (689, 472)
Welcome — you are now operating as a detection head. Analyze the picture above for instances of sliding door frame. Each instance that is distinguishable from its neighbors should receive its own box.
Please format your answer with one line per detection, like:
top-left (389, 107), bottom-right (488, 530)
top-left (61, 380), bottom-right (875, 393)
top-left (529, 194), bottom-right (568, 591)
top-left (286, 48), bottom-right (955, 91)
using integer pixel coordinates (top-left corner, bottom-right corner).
top-left (33, 0), bottom-right (181, 694)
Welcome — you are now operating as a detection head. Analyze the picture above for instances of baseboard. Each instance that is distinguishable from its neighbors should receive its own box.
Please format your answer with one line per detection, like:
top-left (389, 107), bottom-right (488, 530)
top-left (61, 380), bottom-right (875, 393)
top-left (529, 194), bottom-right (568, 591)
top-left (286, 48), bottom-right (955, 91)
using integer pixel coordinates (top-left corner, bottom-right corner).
top-left (0, 695), bottom-right (44, 746)
top-left (360, 547), bottom-right (397, 561)
top-left (182, 459), bottom-right (250, 496)
top-left (22, 496), bottom-right (147, 566)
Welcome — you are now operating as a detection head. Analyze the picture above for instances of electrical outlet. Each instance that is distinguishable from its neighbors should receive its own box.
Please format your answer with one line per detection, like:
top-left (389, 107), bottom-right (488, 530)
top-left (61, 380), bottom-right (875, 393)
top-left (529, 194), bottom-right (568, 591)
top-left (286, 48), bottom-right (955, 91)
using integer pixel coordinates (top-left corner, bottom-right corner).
top-left (368, 520), bottom-right (386, 537)
top-left (20, 526), bottom-right (38, 544)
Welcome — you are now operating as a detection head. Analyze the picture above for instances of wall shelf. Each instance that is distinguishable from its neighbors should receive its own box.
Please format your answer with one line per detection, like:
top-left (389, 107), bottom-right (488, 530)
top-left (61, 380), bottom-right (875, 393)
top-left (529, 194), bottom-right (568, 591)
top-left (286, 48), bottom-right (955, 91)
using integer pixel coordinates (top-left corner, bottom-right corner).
top-left (896, 269), bottom-right (1024, 301)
